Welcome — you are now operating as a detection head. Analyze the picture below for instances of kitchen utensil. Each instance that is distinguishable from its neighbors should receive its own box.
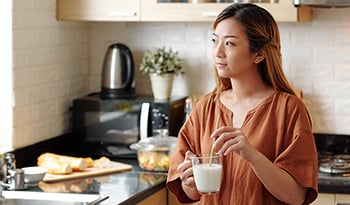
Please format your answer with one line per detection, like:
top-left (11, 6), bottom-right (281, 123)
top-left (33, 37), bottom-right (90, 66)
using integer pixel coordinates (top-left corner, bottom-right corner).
top-left (101, 43), bottom-right (135, 99)
top-left (129, 134), bottom-right (178, 172)
top-left (87, 195), bottom-right (109, 205)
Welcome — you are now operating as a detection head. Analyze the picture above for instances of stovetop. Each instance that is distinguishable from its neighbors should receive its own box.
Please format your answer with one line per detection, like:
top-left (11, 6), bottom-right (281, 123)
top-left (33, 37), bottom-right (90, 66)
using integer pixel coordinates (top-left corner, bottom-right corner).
top-left (315, 133), bottom-right (350, 194)
top-left (319, 154), bottom-right (350, 174)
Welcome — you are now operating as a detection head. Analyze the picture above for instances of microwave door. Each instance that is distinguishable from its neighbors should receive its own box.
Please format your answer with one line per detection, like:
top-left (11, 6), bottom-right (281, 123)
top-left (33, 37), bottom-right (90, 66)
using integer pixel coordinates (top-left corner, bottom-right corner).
top-left (85, 109), bottom-right (139, 145)
top-left (140, 102), bottom-right (151, 140)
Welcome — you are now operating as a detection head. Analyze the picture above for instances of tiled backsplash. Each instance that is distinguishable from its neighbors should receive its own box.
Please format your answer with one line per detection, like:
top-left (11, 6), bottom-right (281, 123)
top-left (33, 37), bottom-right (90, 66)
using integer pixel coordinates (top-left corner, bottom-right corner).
top-left (7, 0), bottom-right (350, 150)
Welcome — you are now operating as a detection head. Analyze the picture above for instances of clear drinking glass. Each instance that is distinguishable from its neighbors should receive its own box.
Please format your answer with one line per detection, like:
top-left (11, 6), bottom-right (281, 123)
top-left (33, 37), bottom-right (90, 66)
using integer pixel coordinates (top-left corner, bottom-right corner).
top-left (192, 153), bottom-right (223, 195)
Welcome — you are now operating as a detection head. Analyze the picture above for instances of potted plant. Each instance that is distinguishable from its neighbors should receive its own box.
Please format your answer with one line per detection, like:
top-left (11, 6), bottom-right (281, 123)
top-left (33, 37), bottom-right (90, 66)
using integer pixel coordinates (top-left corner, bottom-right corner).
top-left (140, 47), bottom-right (184, 100)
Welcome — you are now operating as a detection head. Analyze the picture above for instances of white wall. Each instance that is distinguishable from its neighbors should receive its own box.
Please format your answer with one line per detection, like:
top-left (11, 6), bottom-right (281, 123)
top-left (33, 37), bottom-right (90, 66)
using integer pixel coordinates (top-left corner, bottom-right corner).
top-left (4, 0), bottom-right (350, 151)
top-left (0, 0), bottom-right (13, 152)
top-left (87, 8), bottom-right (350, 135)
top-left (8, 0), bottom-right (89, 151)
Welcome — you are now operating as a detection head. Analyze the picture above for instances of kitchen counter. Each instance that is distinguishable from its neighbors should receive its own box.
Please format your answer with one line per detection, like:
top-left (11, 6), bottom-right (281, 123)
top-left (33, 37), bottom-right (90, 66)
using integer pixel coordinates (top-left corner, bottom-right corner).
top-left (9, 134), bottom-right (169, 205)
top-left (4, 158), bottom-right (168, 205)
top-left (10, 132), bottom-right (350, 204)
top-left (91, 158), bottom-right (168, 205)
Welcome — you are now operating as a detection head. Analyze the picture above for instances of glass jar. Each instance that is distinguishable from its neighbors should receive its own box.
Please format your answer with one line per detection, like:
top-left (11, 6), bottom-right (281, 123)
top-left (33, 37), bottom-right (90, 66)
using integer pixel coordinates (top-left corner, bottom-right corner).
top-left (0, 154), bottom-right (6, 182)
top-left (4, 153), bottom-right (16, 183)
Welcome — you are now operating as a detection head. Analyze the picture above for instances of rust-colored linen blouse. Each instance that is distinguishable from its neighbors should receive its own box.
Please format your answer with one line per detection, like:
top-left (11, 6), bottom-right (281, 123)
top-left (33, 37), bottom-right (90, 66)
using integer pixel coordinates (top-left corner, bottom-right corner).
top-left (167, 91), bottom-right (318, 205)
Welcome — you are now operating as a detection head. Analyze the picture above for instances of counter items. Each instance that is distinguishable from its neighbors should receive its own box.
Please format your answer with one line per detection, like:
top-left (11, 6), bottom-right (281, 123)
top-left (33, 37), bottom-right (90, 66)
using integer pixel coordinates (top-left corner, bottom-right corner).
top-left (130, 133), bottom-right (178, 172)
top-left (4, 153), bottom-right (16, 183)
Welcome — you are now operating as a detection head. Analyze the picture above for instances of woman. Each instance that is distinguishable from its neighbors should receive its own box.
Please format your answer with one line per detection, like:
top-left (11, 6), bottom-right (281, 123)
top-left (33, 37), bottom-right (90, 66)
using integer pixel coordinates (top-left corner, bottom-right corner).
top-left (167, 3), bottom-right (318, 205)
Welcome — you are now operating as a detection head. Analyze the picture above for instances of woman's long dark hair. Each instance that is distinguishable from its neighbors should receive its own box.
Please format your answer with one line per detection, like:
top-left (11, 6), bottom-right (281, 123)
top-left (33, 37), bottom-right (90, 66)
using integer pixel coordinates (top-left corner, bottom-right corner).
top-left (212, 3), bottom-right (295, 96)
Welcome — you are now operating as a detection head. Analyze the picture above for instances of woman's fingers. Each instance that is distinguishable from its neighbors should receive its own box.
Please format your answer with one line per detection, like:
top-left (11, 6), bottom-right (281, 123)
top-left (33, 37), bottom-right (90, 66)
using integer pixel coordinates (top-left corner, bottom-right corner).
top-left (177, 151), bottom-right (195, 183)
top-left (211, 127), bottom-right (244, 155)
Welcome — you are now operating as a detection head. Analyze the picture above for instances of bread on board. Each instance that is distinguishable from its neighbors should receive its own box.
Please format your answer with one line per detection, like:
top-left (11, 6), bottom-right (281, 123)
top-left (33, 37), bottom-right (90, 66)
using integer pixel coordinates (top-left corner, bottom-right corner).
top-left (37, 153), bottom-right (91, 174)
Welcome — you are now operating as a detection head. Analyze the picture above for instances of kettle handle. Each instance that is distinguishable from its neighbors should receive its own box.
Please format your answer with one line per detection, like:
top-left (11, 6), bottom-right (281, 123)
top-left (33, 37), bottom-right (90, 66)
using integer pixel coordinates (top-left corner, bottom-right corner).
top-left (116, 43), bottom-right (134, 89)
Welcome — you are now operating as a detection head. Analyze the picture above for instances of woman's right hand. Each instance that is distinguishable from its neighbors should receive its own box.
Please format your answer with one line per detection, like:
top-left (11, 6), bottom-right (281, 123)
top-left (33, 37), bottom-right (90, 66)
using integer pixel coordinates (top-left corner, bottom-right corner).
top-left (177, 151), bottom-right (200, 200)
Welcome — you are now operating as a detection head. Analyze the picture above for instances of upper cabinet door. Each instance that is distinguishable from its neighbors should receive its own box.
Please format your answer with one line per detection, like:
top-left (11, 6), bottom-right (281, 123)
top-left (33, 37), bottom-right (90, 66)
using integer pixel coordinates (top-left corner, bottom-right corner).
top-left (141, 0), bottom-right (312, 22)
top-left (57, 0), bottom-right (141, 21)
top-left (56, 0), bottom-right (311, 22)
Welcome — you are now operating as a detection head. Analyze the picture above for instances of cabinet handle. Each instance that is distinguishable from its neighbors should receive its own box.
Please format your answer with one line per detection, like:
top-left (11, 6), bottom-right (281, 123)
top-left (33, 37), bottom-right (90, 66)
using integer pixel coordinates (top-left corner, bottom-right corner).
top-left (109, 11), bottom-right (137, 17)
top-left (201, 12), bottom-right (219, 17)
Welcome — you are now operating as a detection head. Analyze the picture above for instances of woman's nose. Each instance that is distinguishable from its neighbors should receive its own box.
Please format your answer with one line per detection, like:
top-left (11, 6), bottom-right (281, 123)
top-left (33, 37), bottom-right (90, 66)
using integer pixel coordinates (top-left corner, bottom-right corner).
top-left (214, 43), bottom-right (225, 58)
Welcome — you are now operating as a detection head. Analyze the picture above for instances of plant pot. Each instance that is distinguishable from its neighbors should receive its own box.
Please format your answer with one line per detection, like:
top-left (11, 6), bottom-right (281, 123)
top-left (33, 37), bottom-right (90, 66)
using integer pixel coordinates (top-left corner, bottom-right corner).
top-left (149, 73), bottom-right (174, 100)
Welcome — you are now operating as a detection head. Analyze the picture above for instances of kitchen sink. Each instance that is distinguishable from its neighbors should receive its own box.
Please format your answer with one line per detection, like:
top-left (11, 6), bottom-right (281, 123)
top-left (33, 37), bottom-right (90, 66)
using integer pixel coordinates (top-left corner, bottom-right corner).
top-left (1, 190), bottom-right (104, 205)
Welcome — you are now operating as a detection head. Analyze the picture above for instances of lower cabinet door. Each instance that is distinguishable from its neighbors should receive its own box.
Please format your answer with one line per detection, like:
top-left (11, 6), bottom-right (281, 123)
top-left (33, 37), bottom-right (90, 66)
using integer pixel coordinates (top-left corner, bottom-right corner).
top-left (137, 188), bottom-right (167, 205)
top-left (311, 193), bottom-right (335, 205)
top-left (168, 189), bottom-right (199, 205)
top-left (336, 193), bottom-right (350, 204)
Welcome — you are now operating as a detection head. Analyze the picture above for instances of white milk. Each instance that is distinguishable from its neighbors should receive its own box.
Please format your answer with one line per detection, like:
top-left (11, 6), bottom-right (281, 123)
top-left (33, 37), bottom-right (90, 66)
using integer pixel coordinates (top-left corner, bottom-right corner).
top-left (193, 163), bottom-right (222, 194)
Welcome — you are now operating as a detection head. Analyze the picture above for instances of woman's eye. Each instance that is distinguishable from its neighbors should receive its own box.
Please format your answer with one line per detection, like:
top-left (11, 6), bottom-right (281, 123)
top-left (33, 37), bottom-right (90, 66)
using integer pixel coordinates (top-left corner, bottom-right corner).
top-left (211, 38), bottom-right (216, 44)
top-left (225, 41), bottom-right (234, 46)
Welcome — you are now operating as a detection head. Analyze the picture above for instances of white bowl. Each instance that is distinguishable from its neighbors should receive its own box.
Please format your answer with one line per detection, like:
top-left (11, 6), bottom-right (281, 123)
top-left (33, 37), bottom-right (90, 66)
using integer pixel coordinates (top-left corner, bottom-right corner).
top-left (22, 166), bottom-right (47, 184)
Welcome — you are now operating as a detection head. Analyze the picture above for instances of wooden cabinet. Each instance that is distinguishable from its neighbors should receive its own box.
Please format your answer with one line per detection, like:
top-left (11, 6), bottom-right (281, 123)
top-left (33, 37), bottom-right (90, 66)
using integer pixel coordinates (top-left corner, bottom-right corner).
top-left (168, 189), bottom-right (198, 205)
top-left (336, 194), bottom-right (350, 204)
top-left (138, 190), bottom-right (350, 205)
top-left (57, 0), bottom-right (141, 21)
top-left (136, 187), bottom-right (167, 205)
top-left (311, 193), bottom-right (350, 205)
top-left (310, 193), bottom-right (334, 205)
top-left (56, 0), bottom-right (312, 22)
top-left (141, 0), bottom-right (311, 22)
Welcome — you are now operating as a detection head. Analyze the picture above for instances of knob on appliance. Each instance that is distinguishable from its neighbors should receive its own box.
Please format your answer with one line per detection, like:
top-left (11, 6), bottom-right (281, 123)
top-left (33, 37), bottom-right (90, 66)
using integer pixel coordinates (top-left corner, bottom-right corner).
top-left (101, 43), bottom-right (136, 99)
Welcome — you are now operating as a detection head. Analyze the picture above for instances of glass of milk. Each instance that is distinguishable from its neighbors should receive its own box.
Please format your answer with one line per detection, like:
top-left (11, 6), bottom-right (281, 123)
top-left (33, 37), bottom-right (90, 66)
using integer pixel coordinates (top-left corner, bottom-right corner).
top-left (192, 153), bottom-right (223, 195)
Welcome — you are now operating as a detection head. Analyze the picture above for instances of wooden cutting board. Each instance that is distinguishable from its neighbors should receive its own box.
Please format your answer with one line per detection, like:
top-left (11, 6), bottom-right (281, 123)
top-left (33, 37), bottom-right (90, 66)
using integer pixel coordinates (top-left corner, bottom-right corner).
top-left (43, 161), bottom-right (132, 183)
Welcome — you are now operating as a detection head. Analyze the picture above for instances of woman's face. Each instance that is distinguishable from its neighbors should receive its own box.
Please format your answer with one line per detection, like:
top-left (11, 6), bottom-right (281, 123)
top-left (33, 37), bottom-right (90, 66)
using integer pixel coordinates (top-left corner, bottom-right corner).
top-left (212, 18), bottom-right (258, 79)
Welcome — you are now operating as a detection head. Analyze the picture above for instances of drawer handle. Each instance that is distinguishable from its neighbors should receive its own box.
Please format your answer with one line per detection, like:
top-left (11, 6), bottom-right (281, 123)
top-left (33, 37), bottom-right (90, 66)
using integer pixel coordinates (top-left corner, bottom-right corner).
top-left (109, 11), bottom-right (137, 17)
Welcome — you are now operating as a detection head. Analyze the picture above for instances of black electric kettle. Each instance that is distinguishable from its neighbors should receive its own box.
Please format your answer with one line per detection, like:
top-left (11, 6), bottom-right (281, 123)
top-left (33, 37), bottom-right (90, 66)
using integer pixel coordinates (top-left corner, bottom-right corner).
top-left (101, 43), bottom-right (136, 99)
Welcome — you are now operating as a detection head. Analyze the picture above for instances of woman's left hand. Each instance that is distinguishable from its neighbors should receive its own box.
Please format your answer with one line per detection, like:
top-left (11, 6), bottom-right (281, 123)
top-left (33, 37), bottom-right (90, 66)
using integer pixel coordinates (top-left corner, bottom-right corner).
top-left (211, 126), bottom-right (256, 160)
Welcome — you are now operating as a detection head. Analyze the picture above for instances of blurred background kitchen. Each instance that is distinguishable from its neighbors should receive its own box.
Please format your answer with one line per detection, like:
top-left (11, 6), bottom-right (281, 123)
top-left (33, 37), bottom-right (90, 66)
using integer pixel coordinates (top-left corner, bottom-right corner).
top-left (1, 0), bottom-right (350, 152)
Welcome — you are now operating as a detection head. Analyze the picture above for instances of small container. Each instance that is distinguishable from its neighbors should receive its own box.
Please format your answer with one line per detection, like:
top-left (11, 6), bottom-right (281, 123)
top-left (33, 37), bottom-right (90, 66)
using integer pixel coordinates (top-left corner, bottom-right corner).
top-left (0, 154), bottom-right (6, 182)
top-left (130, 134), bottom-right (178, 172)
top-left (22, 166), bottom-right (47, 184)
top-left (184, 97), bottom-right (193, 120)
top-left (8, 169), bottom-right (25, 190)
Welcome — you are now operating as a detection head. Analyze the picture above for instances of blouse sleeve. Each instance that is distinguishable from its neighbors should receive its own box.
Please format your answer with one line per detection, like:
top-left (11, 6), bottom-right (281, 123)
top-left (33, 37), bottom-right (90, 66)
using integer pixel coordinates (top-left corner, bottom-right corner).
top-left (274, 97), bottom-right (318, 204)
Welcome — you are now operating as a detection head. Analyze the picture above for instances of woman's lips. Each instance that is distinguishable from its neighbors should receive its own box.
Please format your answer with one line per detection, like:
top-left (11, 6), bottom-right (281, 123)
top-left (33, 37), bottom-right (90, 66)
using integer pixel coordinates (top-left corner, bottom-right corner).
top-left (216, 62), bottom-right (227, 68)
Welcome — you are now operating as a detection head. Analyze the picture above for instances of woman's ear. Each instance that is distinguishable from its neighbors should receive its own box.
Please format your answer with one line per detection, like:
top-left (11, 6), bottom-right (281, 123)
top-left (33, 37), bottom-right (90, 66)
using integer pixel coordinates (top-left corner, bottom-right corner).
top-left (254, 50), bottom-right (265, 64)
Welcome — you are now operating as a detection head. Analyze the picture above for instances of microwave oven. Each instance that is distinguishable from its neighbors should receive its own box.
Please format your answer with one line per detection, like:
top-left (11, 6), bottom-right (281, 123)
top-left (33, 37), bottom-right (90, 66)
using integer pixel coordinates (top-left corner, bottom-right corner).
top-left (71, 94), bottom-right (186, 157)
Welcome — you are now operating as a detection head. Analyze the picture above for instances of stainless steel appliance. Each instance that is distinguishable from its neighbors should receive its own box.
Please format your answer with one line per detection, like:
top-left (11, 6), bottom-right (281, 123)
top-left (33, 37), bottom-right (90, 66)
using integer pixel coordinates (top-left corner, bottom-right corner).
top-left (315, 134), bottom-right (350, 194)
top-left (101, 43), bottom-right (135, 99)
top-left (71, 94), bottom-right (186, 157)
